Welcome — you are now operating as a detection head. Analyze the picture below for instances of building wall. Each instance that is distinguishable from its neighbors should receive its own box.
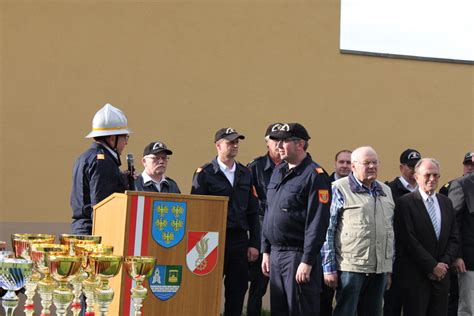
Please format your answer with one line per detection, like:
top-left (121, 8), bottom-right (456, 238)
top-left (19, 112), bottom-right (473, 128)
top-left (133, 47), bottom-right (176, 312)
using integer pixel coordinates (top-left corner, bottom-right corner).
top-left (1, 1), bottom-right (472, 239)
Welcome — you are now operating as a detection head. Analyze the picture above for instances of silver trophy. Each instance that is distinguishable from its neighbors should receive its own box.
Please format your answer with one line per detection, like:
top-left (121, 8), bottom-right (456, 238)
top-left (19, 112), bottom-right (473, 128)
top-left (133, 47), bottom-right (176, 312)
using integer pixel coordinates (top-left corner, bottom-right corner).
top-left (0, 258), bottom-right (33, 316)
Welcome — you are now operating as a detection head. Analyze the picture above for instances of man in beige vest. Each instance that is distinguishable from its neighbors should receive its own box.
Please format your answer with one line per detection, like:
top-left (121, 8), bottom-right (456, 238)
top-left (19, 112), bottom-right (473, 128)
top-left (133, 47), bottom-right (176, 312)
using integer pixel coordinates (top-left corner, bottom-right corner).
top-left (322, 146), bottom-right (395, 316)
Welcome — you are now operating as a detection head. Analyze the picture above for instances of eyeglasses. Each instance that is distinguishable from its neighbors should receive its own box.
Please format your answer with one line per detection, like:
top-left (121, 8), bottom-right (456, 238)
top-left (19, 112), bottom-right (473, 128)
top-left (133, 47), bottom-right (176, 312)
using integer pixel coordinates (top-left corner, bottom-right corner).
top-left (422, 173), bottom-right (440, 179)
top-left (146, 155), bottom-right (169, 162)
top-left (355, 160), bottom-right (379, 167)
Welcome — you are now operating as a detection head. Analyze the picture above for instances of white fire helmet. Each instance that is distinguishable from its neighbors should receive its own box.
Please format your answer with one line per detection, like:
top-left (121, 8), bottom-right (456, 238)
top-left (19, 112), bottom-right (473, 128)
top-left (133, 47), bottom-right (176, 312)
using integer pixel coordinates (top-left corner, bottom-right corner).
top-left (85, 103), bottom-right (132, 138)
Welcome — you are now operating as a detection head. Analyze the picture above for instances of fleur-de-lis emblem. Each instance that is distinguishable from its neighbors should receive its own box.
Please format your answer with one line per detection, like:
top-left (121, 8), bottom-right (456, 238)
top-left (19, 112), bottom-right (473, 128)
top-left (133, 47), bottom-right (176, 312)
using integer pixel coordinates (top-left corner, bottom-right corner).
top-left (155, 218), bottom-right (168, 231)
top-left (156, 205), bottom-right (168, 217)
top-left (171, 219), bottom-right (183, 231)
top-left (171, 205), bottom-right (183, 218)
top-left (162, 232), bottom-right (175, 244)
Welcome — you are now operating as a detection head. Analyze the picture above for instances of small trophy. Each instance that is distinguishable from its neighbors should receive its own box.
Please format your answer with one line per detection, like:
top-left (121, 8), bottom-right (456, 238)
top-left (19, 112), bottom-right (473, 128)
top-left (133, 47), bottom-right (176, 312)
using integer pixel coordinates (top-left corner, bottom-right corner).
top-left (48, 254), bottom-right (82, 316)
top-left (124, 256), bottom-right (157, 316)
top-left (30, 243), bottom-right (68, 316)
top-left (0, 241), bottom-right (6, 251)
top-left (59, 234), bottom-right (102, 255)
top-left (89, 254), bottom-right (123, 316)
top-left (74, 244), bottom-right (114, 316)
top-left (0, 258), bottom-right (33, 316)
top-left (11, 233), bottom-right (55, 314)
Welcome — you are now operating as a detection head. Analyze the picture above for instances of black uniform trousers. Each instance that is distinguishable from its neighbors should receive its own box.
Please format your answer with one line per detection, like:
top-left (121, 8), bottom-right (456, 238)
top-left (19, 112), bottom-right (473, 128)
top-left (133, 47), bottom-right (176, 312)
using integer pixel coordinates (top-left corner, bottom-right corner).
top-left (401, 276), bottom-right (450, 316)
top-left (223, 229), bottom-right (249, 316)
top-left (269, 248), bottom-right (320, 316)
top-left (247, 253), bottom-right (270, 316)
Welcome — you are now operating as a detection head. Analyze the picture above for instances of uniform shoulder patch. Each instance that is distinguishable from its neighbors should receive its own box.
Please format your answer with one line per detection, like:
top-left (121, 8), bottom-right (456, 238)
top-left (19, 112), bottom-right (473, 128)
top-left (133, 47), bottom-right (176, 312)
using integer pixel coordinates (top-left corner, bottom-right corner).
top-left (97, 154), bottom-right (105, 160)
top-left (318, 189), bottom-right (329, 204)
top-left (315, 167), bottom-right (324, 174)
top-left (444, 183), bottom-right (450, 188)
top-left (195, 167), bottom-right (203, 173)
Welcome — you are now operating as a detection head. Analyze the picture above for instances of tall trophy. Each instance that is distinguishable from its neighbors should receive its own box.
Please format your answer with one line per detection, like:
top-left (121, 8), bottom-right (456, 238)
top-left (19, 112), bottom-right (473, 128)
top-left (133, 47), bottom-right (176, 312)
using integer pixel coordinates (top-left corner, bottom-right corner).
top-left (30, 243), bottom-right (68, 316)
top-left (48, 254), bottom-right (82, 316)
top-left (11, 233), bottom-right (55, 314)
top-left (0, 258), bottom-right (33, 316)
top-left (75, 244), bottom-right (114, 316)
top-left (89, 254), bottom-right (123, 316)
top-left (124, 256), bottom-right (157, 316)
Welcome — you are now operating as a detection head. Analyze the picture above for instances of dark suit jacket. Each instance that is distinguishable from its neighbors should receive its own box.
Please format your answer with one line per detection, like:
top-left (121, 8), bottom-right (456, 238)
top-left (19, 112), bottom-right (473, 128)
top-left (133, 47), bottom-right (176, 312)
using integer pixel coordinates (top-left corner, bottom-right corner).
top-left (448, 173), bottom-right (474, 269)
top-left (395, 190), bottom-right (459, 286)
top-left (386, 177), bottom-right (412, 202)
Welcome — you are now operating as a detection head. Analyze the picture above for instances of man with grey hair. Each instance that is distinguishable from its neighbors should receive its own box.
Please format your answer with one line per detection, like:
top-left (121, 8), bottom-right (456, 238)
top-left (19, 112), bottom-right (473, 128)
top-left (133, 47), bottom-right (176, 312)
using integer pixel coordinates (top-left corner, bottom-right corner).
top-left (322, 146), bottom-right (395, 316)
top-left (396, 158), bottom-right (459, 316)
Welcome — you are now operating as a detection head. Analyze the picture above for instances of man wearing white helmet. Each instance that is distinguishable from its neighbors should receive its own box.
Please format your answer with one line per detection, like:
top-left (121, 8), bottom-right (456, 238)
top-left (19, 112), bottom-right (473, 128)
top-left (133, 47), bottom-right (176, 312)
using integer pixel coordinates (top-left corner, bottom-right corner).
top-left (70, 103), bottom-right (132, 235)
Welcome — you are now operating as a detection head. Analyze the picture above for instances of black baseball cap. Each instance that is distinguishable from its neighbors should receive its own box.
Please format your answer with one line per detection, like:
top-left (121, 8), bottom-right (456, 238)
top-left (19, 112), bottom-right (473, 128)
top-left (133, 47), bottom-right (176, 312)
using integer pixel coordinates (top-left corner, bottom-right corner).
top-left (463, 152), bottom-right (473, 164)
top-left (265, 123), bottom-right (284, 137)
top-left (143, 141), bottom-right (173, 156)
top-left (214, 127), bottom-right (245, 143)
top-left (269, 123), bottom-right (311, 141)
top-left (400, 149), bottom-right (421, 167)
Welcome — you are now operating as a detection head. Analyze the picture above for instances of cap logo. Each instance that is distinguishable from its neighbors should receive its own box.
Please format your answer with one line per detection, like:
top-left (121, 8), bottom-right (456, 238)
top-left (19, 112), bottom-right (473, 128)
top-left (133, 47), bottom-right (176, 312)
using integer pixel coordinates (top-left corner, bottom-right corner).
top-left (153, 142), bottom-right (164, 150)
top-left (408, 152), bottom-right (420, 160)
top-left (225, 128), bottom-right (235, 134)
top-left (279, 124), bottom-right (290, 132)
top-left (271, 124), bottom-right (283, 132)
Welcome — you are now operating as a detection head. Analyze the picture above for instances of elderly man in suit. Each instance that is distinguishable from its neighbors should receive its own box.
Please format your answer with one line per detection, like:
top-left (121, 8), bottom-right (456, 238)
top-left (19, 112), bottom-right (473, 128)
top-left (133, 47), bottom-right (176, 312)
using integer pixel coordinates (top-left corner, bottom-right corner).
top-left (396, 158), bottom-right (459, 316)
top-left (448, 168), bottom-right (474, 316)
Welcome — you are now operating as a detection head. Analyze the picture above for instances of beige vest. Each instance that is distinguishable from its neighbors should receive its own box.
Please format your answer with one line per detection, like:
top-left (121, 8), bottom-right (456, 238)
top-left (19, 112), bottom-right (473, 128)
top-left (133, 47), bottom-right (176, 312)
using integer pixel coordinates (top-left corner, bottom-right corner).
top-left (334, 177), bottom-right (395, 273)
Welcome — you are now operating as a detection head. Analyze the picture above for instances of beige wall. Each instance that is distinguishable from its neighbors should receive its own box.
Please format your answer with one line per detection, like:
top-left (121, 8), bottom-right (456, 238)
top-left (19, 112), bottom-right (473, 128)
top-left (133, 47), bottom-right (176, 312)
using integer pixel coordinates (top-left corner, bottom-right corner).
top-left (1, 1), bottom-right (472, 237)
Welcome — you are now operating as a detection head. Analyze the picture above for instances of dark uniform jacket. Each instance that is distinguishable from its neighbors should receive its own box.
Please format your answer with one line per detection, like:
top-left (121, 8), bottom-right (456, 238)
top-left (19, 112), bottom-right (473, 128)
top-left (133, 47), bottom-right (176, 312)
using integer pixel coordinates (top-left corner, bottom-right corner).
top-left (387, 177), bottom-right (412, 202)
top-left (70, 142), bottom-right (127, 234)
top-left (135, 174), bottom-right (180, 193)
top-left (191, 158), bottom-right (260, 249)
top-left (262, 154), bottom-right (331, 266)
top-left (448, 173), bottom-right (474, 270)
top-left (247, 153), bottom-right (277, 216)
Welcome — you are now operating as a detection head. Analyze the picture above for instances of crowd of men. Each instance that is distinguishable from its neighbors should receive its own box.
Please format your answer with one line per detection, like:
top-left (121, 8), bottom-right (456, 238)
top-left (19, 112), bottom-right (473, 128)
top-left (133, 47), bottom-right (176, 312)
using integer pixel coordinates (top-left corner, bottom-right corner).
top-left (71, 104), bottom-right (473, 316)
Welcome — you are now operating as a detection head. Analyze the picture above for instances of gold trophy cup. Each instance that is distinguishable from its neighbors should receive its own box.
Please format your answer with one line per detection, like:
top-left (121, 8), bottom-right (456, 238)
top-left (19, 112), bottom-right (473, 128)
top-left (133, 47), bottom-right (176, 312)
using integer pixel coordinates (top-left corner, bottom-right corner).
top-left (30, 243), bottom-right (68, 316)
top-left (59, 234), bottom-right (102, 255)
top-left (48, 254), bottom-right (82, 316)
top-left (11, 233), bottom-right (55, 315)
top-left (124, 256), bottom-right (157, 316)
top-left (89, 254), bottom-right (123, 316)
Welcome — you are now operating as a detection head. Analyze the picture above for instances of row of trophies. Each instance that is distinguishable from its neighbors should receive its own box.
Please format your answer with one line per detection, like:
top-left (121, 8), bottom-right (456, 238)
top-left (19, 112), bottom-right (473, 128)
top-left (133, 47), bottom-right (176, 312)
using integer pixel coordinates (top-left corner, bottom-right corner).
top-left (0, 234), bottom-right (157, 316)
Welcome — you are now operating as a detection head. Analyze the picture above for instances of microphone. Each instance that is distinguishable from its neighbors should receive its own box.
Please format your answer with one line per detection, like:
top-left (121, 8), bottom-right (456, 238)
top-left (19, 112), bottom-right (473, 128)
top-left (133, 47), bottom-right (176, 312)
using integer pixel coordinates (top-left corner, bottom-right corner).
top-left (126, 153), bottom-right (135, 190)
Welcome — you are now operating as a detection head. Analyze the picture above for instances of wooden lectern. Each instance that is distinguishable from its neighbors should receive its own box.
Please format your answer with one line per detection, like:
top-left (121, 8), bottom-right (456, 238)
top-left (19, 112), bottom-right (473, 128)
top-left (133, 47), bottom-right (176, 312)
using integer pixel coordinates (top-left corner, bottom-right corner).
top-left (93, 191), bottom-right (228, 315)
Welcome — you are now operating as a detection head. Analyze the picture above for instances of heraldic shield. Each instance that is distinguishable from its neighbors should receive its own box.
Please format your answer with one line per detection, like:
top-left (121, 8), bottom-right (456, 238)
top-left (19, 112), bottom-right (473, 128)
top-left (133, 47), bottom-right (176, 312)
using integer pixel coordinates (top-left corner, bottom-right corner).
top-left (186, 231), bottom-right (219, 276)
top-left (152, 200), bottom-right (187, 248)
top-left (148, 265), bottom-right (182, 301)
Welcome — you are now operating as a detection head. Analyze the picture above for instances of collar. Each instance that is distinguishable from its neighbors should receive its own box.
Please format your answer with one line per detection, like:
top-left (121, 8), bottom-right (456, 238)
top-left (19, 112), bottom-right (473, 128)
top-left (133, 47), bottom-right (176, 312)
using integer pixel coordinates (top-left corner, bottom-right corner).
top-left (348, 172), bottom-right (386, 196)
top-left (399, 176), bottom-right (416, 191)
top-left (418, 187), bottom-right (436, 201)
top-left (280, 154), bottom-right (312, 176)
top-left (264, 154), bottom-right (277, 171)
top-left (217, 157), bottom-right (236, 173)
top-left (142, 171), bottom-right (168, 187)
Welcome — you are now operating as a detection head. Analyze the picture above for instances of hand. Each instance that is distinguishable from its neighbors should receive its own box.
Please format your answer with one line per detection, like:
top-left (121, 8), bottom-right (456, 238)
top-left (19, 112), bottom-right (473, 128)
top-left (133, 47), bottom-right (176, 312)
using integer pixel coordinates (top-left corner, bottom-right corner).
top-left (324, 273), bottom-right (338, 289)
top-left (453, 258), bottom-right (467, 273)
top-left (432, 262), bottom-right (449, 279)
top-left (262, 253), bottom-right (270, 277)
top-left (295, 262), bottom-right (312, 284)
top-left (386, 272), bottom-right (392, 290)
top-left (247, 247), bottom-right (259, 262)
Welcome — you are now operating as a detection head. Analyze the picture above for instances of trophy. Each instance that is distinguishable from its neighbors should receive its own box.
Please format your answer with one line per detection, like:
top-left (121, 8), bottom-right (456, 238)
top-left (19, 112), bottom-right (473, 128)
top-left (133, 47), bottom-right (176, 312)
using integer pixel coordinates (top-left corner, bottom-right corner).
top-left (48, 254), bottom-right (82, 316)
top-left (124, 256), bottom-right (157, 316)
top-left (74, 244), bottom-right (114, 316)
top-left (0, 241), bottom-right (6, 251)
top-left (30, 243), bottom-right (68, 316)
top-left (11, 233), bottom-right (55, 314)
top-left (89, 254), bottom-right (123, 316)
top-left (0, 258), bottom-right (33, 316)
top-left (59, 234), bottom-right (102, 255)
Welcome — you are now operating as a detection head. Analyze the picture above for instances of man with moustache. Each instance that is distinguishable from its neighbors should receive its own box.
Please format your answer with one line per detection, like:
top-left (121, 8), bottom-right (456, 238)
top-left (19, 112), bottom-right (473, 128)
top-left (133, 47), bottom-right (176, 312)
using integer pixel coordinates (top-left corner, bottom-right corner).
top-left (261, 123), bottom-right (331, 316)
top-left (322, 146), bottom-right (395, 316)
top-left (191, 127), bottom-right (260, 316)
top-left (396, 158), bottom-right (459, 316)
top-left (246, 123), bottom-right (282, 316)
top-left (135, 141), bottom-right (180, 193)
top-left (329, 150), bottom-right (352, 183)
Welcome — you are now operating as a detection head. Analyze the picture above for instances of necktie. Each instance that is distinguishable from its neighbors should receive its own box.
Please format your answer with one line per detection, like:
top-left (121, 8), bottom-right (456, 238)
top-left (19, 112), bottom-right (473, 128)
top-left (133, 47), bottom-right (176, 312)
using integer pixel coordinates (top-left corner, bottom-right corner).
top-left (427, 197), bottom-right (440, 239)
